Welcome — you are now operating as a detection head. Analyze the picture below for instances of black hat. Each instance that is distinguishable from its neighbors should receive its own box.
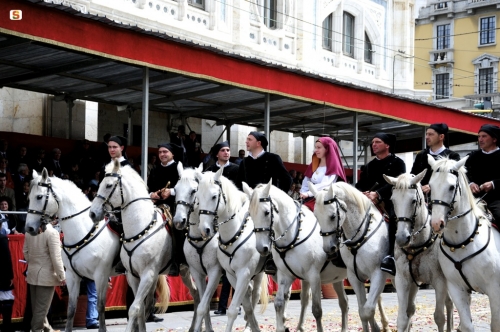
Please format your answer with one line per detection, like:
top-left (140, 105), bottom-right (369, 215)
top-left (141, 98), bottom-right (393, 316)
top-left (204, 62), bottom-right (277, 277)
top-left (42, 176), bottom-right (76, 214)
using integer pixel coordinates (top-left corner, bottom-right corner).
top-left (428, 123), bottom-right (449, 136)
top-left (249, 131), bottom-right (269, 150)
top-left (158, 142), bottom-right (183, 162)
top-left (373, 132), bottom-right (396, 153)
top-left (212, 141), bottom-right (230, 160)
top-left (479, 124), bottom-right (500, 146)
top-left (108, 136), bottom-right (127, 152)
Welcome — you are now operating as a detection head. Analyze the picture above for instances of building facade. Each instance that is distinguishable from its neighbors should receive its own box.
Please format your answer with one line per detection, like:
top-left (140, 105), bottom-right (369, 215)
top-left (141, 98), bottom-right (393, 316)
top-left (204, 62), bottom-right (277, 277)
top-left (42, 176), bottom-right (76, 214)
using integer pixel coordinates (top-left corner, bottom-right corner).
top-left (415, 0), bottom-right (500, 116)
top-left (1, 0), bottom-right (422, 164)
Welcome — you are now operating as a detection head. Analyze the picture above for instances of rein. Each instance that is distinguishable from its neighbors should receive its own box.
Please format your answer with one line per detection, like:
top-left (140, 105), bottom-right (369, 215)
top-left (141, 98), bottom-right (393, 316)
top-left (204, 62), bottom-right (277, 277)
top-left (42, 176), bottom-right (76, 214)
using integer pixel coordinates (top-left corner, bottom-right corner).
top-left (254, 195), bottom-right (317, 280)
top-left (430, 168), bottom-right (471, 220)
top-left (199, 179), bottom-right (229, 232)
top-left (319, 195), bottom-right (346, 239)
top-left (342, 205), bottom-right (385, 282)
top-left (27, 180), bottom-right (59, 226)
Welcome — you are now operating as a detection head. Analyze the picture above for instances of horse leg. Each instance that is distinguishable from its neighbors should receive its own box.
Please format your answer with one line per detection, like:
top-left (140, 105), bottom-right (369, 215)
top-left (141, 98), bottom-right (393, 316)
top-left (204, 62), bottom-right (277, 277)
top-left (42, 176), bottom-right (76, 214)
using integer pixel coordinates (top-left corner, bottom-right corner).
top-left (94, 272), bottom-right (111, 332)
top-left (348, 275), bottom-right (370, 332)
top-left (193, 267), bottom-right (221, 332)
top-left (64, 272), bottom-right (81, 332)
top-left (333, 281), bottom-right (349, 332)
top-left (395, 274), bottom-right (414, 332)
top-left (432, 277), bottom-right (449, 332)
top-left (447, 282), bottom-right (473, 332)
top-left (364, 273), bottom-right (387, 332)
top-left (124, 272), bottom-right (154, 332)
top-left (489, 291), bottom-right (500, 332)
top-left (444, 291), bottom-right (454, 332)
top-left (274, 272), bottom-right (293, 332)
top-left (180, 265), bottom-right (199, 332)
top-left (309, 277), bottom-right (323, 332)
top-left (228, 273), bottom-right (258, 332)
top-left (296, 280), bottom-right (310, 332)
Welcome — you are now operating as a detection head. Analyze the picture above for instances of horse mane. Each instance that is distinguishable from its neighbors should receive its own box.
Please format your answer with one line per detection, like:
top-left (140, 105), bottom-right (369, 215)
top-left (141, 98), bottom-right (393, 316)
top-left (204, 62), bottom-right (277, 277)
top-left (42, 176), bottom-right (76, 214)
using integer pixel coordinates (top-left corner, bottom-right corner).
top-left (334, 182), bottom-right (371, 214)
top-left (430, 158), bottom-right (484, 219)
top-left (31, 174), bottom-right (90, 204)
top-left (200, 171), bottom-right (247, 212)
top-left (248, 183), bottom-right (292, 217)
top-left (178, 167), bottom-right (197, 184)
top-left (105, 161), bottom-right (148, 191)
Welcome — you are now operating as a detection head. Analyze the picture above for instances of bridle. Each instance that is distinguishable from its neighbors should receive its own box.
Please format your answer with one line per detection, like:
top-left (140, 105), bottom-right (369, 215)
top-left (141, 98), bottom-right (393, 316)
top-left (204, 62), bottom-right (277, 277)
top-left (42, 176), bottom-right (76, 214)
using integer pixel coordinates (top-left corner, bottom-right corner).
top-left (175, 185), bottom-right (198, 228)
top-left (95, 172), bottom-right (152, 216)
top-left (429, 168), bottom-right (471, 221)
top-left (199, 179), bottom-right (234, 232)
top-left (318, 194), bottom-right (346, 242)
top-left (27, 180), bottom-right (60, 226)
top-left (253, 195), bottom-right (302, 243)
top-left (394, 184), bottom-right (428, 240)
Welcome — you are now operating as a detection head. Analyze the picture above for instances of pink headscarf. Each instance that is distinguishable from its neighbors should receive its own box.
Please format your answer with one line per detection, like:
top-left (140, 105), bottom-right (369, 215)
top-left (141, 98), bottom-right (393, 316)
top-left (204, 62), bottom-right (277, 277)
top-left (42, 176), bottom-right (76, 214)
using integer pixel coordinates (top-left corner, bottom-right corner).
top-left (304, 137), bottom-right (346, 182)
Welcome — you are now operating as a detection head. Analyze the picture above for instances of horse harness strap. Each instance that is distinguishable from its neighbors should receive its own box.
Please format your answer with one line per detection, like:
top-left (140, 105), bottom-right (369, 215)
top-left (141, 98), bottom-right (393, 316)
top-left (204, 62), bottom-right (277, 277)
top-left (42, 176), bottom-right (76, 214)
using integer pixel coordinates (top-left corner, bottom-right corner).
top-left (187, 233), bottom-right (214, 276)
top-left (219, 230), bottom-right (253, 267)
top-left (401, 232), bottom-right (438, 287)
top-left (439, 218), bottom-right (491, 293)
top-left (218, 212), bottom-right (252, 266)
top-left (122, 211), bottom-right (164, 278)
top-left (343, 207), bottom-right (384, 282)
top-left (27, 181), bottom-right (59, 224)
top-left (60, 206), bottom-right (90, 221)
top-left (274, 220), bottom-right (318, 280)
top-left (319, 195), bottom-right (345, 238)
top-left (430, 168), bottom-right (472, 220)
top-left (62, 220), bottom-right (110, 279)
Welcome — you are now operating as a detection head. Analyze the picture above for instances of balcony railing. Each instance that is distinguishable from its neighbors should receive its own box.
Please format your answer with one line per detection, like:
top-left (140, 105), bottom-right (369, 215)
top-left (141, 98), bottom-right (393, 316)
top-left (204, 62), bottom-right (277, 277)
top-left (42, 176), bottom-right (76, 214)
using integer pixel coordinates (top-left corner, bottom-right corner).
top-left (429, 49), bottom-right (454, 65)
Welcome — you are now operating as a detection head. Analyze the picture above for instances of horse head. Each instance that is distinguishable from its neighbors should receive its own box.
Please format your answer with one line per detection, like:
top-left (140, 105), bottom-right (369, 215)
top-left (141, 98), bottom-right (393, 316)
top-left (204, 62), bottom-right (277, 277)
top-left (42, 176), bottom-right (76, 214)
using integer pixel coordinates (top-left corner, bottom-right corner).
top-left (384, 170), bottom-right (427, 248)
top-left (26, 168), bottom-right (60, 235)
top-left (427, 155), bottom-right (469, 233)
top-left (173, 162), bottom-right (203, 230)
top-left (247, 180), bottom-right (275, 256)
top-left (89, 159), bottom-right (122, 222)
top-left (310, 183), bottom-right (347, 257)
top-left (197, 168), bottom-right (225, 239)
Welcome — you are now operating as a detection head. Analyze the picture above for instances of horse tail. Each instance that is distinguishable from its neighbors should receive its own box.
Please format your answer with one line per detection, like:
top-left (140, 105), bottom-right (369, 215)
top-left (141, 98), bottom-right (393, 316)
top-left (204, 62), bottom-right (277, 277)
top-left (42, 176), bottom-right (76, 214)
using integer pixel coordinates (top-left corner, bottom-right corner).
top-left (155, 275), bottom-right (170, 314)
top-left (259, 274), bottom-right (269, 313)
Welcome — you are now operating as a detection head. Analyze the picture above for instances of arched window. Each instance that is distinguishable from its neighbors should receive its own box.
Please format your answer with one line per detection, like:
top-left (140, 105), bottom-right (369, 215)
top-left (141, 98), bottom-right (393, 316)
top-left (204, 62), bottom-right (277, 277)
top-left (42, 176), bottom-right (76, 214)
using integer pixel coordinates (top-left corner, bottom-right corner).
top-left (322, 14), bottom-right (333, 50)
top-left (258, 0), bottom-right (278, 29)
top-left (343, 12), bottom-right (354, 57)
top-left (364, 33), bottom-right (372, 64)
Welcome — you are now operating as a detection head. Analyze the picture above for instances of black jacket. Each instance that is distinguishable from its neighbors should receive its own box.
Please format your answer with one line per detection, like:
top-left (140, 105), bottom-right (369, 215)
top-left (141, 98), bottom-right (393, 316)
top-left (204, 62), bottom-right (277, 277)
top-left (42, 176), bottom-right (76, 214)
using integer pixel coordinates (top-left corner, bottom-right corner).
top-left (0, 234), bottom-right (14, 291)
top-left (147, 162), bottom-right (180, 211)
top-left (465, 149), bottom-right (500, 203)
top-left (206, 163), bottom-right (239, 184)
top-left (236, 152), bottom-right (293, 193)
top-left (411, 148), bottom-right (460, 186)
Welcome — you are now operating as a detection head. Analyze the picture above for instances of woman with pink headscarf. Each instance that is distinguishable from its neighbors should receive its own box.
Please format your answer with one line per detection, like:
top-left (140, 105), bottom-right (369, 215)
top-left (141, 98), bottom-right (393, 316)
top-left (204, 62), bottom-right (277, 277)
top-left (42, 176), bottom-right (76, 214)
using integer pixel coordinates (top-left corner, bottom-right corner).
top-left (300, 137), bottom-right (346, 211)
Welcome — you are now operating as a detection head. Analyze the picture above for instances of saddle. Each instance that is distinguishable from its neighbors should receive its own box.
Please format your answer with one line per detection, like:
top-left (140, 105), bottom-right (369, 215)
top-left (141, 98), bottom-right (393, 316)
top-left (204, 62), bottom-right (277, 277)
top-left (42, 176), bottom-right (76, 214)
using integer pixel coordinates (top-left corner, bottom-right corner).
top-left (156, 204), bottom-right (173, 235)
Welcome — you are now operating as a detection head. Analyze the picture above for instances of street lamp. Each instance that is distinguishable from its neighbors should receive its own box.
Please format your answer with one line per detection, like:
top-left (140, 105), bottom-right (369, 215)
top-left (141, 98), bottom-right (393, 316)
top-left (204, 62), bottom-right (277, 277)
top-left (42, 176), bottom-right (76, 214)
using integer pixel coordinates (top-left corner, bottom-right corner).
top-left (392, 50), bottom-right (414, 94)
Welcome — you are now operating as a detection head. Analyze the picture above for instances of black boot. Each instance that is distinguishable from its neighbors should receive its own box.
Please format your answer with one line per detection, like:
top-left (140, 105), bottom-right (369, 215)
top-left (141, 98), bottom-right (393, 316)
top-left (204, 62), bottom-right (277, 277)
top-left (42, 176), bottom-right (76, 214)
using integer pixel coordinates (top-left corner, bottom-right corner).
top-left (168, 261), bottom-right (180, 277)
top-left (114, 260), bottom-right (126, 274)
top-left (264, 257), bottom-right (276, 275)
top-left (380, 255), bottom-right (396, 276)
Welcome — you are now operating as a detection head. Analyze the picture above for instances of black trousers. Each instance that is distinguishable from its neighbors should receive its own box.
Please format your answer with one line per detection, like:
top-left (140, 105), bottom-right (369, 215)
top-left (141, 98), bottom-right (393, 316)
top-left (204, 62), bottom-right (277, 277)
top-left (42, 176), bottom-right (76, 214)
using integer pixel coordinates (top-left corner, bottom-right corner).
top-left (0, 299), bottom-right (14, 332)
top-left (487, 200), bottom-right (500, 228)
top-left (217, 276), bottom-right (232, 311)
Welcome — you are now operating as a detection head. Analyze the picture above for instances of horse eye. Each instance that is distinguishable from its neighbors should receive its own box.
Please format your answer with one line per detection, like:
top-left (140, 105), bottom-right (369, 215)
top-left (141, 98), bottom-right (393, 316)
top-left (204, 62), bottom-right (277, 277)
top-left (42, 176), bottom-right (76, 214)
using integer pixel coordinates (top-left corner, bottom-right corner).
top-left (412, 199), bottom-right (417, 204)
top-left (190, 190), bottom-right (196, 196)
top-left (37, 195), bottom-right (43, 200)
top-left (264, 211), bottom-right (270, 216)
top-left (330, 215), bottom-right (336, 221)
top-left (106, 184), bottom-right (112, 189)
top-left (212, 195), bottom-right (217, 200)
top-left (449, 185), bottom-right (454, 191)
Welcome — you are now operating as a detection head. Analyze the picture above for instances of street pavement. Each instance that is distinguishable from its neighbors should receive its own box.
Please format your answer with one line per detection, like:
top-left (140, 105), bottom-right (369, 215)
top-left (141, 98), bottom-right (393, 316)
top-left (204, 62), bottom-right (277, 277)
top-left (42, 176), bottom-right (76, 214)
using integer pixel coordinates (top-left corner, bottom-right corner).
top-left (65, 289), bottom-right (491, 331)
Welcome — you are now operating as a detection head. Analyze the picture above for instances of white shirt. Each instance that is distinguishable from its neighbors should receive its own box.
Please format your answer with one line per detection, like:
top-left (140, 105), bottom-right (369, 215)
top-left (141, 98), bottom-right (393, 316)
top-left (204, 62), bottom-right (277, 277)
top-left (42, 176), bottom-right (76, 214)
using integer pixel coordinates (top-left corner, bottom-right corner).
top-left (482, 147), bottom-right (500, 154)
top-left (429, 145), bottom-right (446, 155)
top-left (248, 149), bottom-right (265, 159)
top-left (0, 214), bottom-right (11, 235)
top-left (216, 161), bottom-right (231, 168)
top-left (300, 166), bottom-right (338, 197)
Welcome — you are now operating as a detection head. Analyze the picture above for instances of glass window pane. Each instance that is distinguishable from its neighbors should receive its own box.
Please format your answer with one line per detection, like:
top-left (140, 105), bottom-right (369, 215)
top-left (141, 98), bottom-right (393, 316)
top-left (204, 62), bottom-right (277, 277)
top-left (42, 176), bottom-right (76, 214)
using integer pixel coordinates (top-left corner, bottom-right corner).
top-left (364, 33), bottom-right (372, 63)
top-left (343, 12), bottom-right (354, 57)
top-left (480, 17), bottom-right (496, 45)
top-left (436, 73), bottom-right (449, 99)
top-left (323, 15), bottom-right (332, 50)
top-left (479, 68), bottom-right (493, 94)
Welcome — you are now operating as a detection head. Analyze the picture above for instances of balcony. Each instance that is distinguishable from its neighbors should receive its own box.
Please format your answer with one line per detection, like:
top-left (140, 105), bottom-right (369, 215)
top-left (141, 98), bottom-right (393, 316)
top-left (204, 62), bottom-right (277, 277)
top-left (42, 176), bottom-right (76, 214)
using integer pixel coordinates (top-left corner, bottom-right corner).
top-left (428, 1), bottom-right (454, 17)
top-left (466, 0), bottom-right (500, 11)
top-left (429, 49), bottom-right (454, 65)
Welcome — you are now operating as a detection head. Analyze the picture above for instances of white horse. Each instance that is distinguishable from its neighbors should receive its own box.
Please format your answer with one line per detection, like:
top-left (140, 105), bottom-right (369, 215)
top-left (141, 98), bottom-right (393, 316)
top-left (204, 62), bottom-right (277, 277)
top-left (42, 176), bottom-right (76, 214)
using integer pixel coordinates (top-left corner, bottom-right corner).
top-left (244, 180), bottom-right (349, 332)
top-left (428, 155), bottom-right (500, 332)
top-left (89, 160), bottom-right (170, 332)
top-left (173, 163), bottom-right (222, 332)
top-left (383, 171), bottom-right (453, 332)
top-left (197, 168), bottom-right (268, 332)
top-left (25, 168), bottom-right (120, 332)
top-left (310, 182), bottom-right (390, 332)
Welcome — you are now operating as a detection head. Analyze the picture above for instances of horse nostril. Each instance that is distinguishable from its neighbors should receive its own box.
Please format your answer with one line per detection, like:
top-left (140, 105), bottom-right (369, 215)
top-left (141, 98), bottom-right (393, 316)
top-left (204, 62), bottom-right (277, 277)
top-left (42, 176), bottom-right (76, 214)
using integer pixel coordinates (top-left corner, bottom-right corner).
top-left (263, 247), bottom-right (269, 253)
top-left (204, 228), bottom-right (211, 236)
top-left (406, 235), bottom-right (411, 242)
top-left (440, 221), bottom-right (445, 230)
top-left (90, 212), bottom-right (95, 219)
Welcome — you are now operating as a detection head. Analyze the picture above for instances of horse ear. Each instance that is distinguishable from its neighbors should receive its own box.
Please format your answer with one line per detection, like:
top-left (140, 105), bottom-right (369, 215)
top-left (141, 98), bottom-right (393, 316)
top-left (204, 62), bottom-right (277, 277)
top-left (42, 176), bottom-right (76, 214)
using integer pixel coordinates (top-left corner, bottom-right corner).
top-left (41, 168), bottom-right (48, 181)
top-left (383, 174), bottom-right (397, 186)
top-left (327, 183), bottom-right (335, 198)
top-left (196, 162), bottom-right (203, 173)
top-left (214, 166), bottom-right (223, 181)
top-left (33, 169), bottom-right (39, 179)
top-left (112, 159), bottom-right (120, 173)
top-left (177, 162), bottom-right (184, 177)
top-left (308, 181), bottom-right (318, 197)
top-left (262, 179), bottom-right (272, 197)
top-left (242, 182), bottom-right (253, 198)
top-left (452, 155), bottom-right (469, 172)
top-left (410, 170), bottom-right (427, 185)
top-left (427, 154), bottom-right (437, 169)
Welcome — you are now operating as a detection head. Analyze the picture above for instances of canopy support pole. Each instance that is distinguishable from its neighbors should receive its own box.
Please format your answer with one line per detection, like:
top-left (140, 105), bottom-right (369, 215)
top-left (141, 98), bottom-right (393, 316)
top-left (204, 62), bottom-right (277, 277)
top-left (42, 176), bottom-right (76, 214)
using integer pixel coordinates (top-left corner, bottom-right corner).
top-left (352, 113), bottom-right (359, 184)
top-left (141, 67), bottom-right (149, 181)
